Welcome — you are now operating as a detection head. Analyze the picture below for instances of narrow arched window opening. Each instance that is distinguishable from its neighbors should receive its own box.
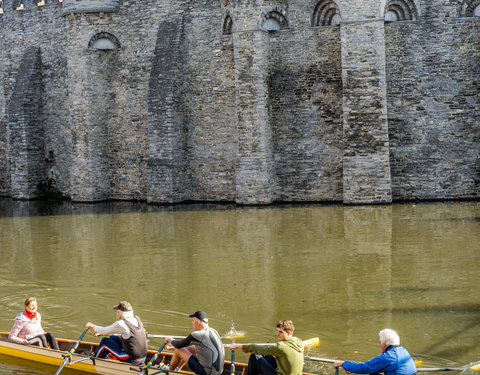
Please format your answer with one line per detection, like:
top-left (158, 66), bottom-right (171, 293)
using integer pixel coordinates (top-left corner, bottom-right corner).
top-left (312, 0), bottom-right (342, 27)
top-left (260, 8), bottom-right (289, 31)
top-left (88, 32), bottom-right (121, 51)
top-left (223, 14), bottom-right (233, 35)
top-left (384, 0), bottom-right (419, 21)
top-left (459, 0), bottom-right (480, 17)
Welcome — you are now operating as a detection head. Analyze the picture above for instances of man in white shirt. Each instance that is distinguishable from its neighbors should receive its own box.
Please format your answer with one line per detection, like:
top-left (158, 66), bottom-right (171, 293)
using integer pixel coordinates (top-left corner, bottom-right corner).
top-left (85, 301), bottom-right (148, 364)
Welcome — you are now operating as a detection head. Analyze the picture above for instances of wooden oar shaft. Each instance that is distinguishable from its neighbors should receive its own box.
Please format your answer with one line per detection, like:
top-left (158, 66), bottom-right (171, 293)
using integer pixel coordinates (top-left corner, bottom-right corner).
top-left (148, 334), bottom-right (186, 339)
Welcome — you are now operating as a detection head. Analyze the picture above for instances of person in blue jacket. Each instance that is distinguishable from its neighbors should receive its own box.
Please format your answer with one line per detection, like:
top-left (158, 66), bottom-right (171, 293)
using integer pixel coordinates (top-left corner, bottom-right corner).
top-left (334, 329), bottom-right (417, 375)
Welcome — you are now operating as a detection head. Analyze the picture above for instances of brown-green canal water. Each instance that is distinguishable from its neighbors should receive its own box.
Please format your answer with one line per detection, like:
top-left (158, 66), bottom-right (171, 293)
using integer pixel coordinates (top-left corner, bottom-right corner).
top-left (0, 199), bottom-right (479, 375)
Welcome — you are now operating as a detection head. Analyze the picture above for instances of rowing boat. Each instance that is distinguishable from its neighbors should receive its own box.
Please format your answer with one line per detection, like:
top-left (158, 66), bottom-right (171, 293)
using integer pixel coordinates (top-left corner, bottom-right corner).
top-left (0, 331), bottom-right (247, 375)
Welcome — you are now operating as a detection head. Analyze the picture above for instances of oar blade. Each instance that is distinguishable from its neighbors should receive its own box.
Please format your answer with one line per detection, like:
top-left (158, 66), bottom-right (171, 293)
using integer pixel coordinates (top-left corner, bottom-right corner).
top-left (222, 332), bottom-right (245, 340)
top-left (462, 363), bottom-right (480, 375)
top-left (303, 337), bottom-right (320, 348)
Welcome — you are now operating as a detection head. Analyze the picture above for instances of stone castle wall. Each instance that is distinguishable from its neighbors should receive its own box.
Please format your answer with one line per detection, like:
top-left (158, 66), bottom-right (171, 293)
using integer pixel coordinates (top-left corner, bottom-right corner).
top-left (386, 18), bottom-right (480, 200)
top-left (0, 0), bottom-right (479, 204)
top-left (0, 1), bottom-right (68, 198)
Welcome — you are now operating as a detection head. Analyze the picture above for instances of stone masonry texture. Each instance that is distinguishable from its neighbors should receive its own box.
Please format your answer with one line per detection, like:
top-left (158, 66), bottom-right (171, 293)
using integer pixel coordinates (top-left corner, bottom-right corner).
top-left (0, 0), bottom-right (479, 204)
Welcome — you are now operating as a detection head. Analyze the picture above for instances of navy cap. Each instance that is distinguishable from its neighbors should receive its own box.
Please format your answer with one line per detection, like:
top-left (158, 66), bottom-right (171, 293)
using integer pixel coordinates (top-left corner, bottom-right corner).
top-left (189, 310), bottom-right (208, 323)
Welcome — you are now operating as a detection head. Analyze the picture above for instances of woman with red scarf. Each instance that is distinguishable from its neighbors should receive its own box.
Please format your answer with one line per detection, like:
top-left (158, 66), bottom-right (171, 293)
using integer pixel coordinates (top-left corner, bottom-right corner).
top-left (9, 296), bottom-right (59, 349)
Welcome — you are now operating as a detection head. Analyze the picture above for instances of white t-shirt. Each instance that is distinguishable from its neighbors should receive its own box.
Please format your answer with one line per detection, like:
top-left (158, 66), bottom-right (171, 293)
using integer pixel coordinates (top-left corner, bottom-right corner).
top-left (93, 311), bottom-right (140, 339)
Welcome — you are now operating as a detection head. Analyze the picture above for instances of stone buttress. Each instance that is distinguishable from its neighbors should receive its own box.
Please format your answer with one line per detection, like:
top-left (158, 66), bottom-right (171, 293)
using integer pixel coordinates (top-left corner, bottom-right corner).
top-left (231, 3), bottom-right (275, 205)
top-left (7, 47), bottom-right (45, 199)
top-left (62, 0), bottom-right (121, 201)
top-left (340, 11), bottom-right (393, 204)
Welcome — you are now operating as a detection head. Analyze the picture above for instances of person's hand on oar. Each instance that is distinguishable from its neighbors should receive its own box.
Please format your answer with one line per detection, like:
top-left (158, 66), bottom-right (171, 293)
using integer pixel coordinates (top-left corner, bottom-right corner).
top-left (85, 322), bottom-right (102, 337)
top-left (334, 360), bottom-right (351, 374)
top-left (164, 336), bottom-right (175, 350)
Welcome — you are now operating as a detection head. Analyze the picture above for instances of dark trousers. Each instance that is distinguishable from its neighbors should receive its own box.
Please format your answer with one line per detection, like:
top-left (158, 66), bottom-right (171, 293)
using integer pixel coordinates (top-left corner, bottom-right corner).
top-left (30, 332), bottom-right (59, 350)
top-left (94, 335), bottom-right (132, 362)
top-left (188, 355), bottom-right (207, 375)
top-left (246, 354), bottom-right (277, 375)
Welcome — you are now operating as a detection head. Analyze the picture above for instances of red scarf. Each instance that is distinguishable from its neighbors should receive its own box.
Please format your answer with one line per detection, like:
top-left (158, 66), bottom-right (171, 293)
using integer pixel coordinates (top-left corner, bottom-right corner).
top-left (24, 310), bottom-right (37, 320)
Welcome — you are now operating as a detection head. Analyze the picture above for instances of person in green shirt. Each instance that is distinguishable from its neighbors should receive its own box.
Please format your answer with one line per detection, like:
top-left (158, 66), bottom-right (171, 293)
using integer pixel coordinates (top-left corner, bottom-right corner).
top-left (230, 320), bottom-right (304, 375)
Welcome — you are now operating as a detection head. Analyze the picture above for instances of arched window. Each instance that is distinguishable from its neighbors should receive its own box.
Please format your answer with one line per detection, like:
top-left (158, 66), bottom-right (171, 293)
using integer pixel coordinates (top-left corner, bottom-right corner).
top-left (260, 8), bottom-right (289, 31)
top-left (311, 0), bottom-right (342, 27)
top-left (459, 0), bottom-right (480, 17)
top-left (223, 13), bottom-right (233, 35)
top-left (88, 32), bottom-right (121, 50)
top-left (384, 0), bottom-right (419, 21)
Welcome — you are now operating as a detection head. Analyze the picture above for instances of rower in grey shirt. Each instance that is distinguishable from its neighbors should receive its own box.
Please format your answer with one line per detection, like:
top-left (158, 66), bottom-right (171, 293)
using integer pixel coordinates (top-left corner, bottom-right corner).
top-left (165, 310), bottom-right (224, 375)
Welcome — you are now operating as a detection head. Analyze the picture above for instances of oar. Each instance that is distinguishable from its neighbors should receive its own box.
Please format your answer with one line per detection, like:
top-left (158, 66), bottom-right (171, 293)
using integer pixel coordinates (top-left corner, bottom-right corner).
top-left (230, 347), bottom-right (236, 375)
top-left (223, 333), bottom-right (245, 340)
top-left (228, 332), bottom-right (242, 375)
top-left (53, 329), bottom-right (88, 375)
top-left (225, 337), bottom-right (320, 348)
top-left (305, 356), bottom-right (480, 372)
top-left (416, 368), bottom-right (464, 372)
top-left (416, 363), bottom-right (480, 372)
top-left (303, 337), bottom-right (320, 349)
top-left (133, 342), bottom-right (167, 375)
top-left (147, 335), bottom-right (186, 340)
top-left (304, 355), bottom-right (335, 363)
top-left (148, 333), bottom-right (245, 340)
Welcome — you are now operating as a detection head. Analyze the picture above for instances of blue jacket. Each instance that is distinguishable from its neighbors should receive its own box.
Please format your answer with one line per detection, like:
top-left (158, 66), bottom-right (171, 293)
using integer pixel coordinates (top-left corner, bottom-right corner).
top-left (343, 346), bottom-right (417, 375)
